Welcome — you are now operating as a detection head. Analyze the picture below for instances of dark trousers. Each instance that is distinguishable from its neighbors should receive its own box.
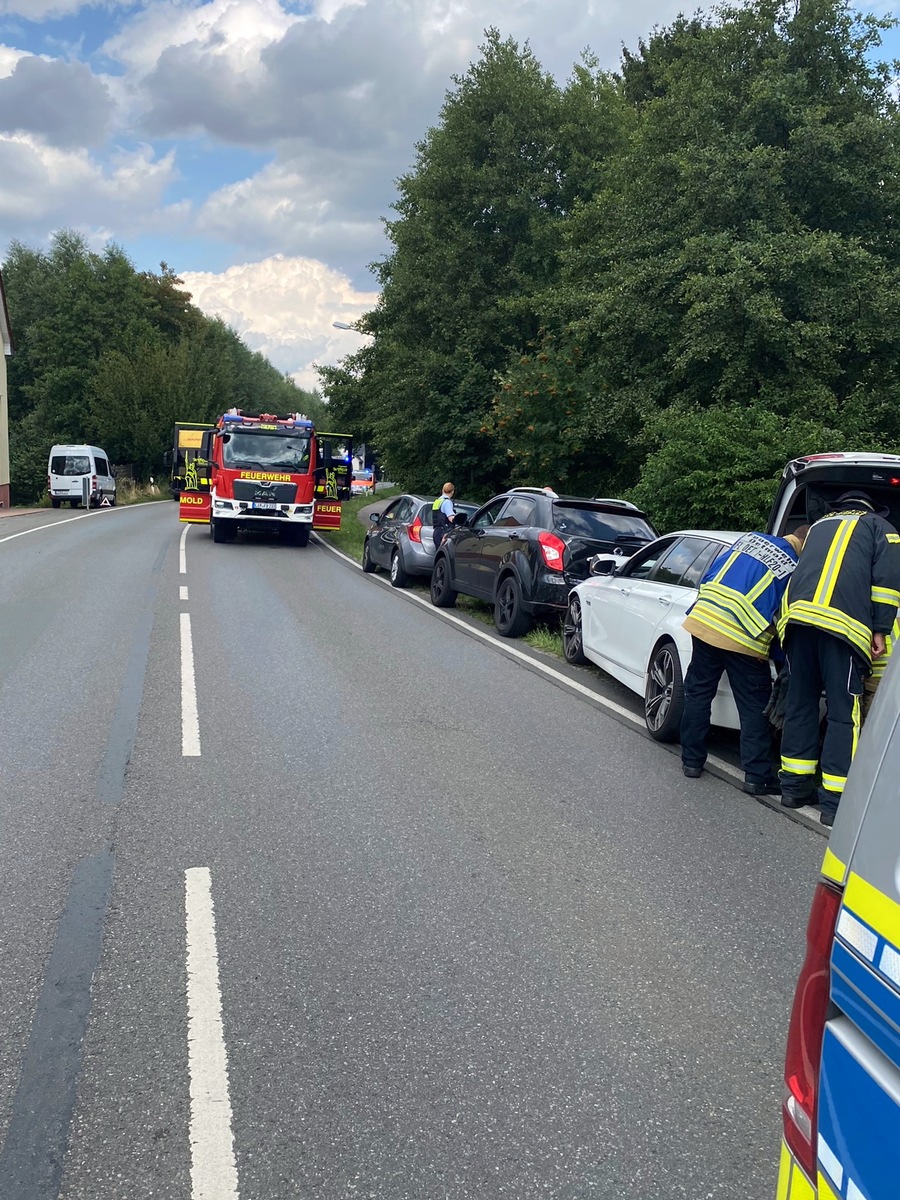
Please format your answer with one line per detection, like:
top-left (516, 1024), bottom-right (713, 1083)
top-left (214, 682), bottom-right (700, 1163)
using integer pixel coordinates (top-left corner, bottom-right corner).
top-left (680, 637), bottom-right (775, 784)
top-left (780, 625), bottom-right (865, 816)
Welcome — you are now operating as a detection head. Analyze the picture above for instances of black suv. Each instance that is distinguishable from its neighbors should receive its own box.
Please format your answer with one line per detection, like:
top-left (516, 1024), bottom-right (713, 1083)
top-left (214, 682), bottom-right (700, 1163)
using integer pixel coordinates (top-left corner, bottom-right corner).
top-left (430, 488), bottom-right (657, 637)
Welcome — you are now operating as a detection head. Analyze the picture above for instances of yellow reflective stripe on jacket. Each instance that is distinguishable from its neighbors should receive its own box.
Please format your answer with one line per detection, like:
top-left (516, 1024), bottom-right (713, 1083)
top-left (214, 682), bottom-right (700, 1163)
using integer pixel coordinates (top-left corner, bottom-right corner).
top-left (821, 846), bottom-right (847, 885)
top-left (711, 549), bottom-right (741, 583)
top-left (871, 585), bottom-right (900, 606)
top-left (843, 871), bottom-right (900, 949)
top-left (745, 568), bottom-right (775, 606)
top-left (870, 618), bottom-right (899, 679)
top-left (687, 602), bottom-right (772, 653)
top-left (782, 756), bottom-right (818, 775)
top-left (813, 518), bottom-right (857, 607)
top-left (784, 600), bottom-right (872, 658)
top-left (887, 532), bottom-right (900, 544)
top-left (700, 581), bottom-right (771, 635)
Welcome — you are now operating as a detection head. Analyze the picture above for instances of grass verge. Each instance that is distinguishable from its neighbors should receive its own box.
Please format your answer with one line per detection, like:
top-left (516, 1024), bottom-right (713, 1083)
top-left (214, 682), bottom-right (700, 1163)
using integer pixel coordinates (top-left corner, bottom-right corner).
top-left (316, 488), bottom-right (402, 559)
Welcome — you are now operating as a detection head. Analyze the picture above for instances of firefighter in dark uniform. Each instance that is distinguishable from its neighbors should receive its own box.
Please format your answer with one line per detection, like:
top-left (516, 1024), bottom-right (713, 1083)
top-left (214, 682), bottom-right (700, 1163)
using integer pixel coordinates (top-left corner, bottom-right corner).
top-left (779, 491), bottom-right (900, 826)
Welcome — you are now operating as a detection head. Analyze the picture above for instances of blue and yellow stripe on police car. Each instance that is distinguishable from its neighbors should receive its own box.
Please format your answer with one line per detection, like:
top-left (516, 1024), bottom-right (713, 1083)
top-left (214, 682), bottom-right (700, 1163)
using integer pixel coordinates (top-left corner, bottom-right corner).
top-left (842, 871), bottom-right (900, 953)
top-left (776, 1141), bottom-right (814, 1200)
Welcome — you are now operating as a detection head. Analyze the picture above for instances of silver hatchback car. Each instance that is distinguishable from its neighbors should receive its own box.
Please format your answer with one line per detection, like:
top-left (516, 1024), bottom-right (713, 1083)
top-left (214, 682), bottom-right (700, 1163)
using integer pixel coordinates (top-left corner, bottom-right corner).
top-left (362, 494), bottom-right (479, 587)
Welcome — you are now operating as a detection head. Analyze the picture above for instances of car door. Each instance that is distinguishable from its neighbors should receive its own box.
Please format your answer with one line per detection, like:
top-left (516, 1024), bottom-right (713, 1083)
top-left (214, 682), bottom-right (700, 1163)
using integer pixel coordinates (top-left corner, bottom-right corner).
top-left (95, 455), bottom-right (113, 500)
top-left (479, 495), bottom-right (538, 594)
top-left (452, 498), bottom-right (507, 593)
top-left (583, 537), bottom-right (678, 674)
top-left (615, 536), bottom-right (719, 678)
top-left (371, 498), bottom-right (408, 567)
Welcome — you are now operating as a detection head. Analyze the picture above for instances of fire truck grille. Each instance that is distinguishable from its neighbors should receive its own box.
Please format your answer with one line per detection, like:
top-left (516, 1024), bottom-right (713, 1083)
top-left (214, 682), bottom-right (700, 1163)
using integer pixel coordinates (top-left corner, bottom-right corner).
top-left (232, 481), bottom-right (298, 503)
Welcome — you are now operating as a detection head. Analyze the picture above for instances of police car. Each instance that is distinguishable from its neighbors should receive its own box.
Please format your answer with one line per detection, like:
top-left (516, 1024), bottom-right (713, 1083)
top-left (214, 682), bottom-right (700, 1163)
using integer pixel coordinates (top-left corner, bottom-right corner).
top-left (776, 650), bottom-right (900, 1200)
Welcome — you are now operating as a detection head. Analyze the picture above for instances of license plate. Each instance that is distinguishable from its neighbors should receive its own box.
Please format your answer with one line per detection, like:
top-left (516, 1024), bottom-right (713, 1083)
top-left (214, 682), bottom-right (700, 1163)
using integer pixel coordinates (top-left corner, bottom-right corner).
top-left (250, 502), bottom-right (278, 511)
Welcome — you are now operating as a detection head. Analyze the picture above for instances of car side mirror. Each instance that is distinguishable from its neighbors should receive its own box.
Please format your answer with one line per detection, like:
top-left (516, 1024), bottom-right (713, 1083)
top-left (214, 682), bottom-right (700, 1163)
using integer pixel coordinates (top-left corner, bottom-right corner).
top-left (589, 556), bottom-right (618, 576)
top-left (454, 512), bottom-right (468, 526)
top-left (369, 512), bottom-right (381, 524)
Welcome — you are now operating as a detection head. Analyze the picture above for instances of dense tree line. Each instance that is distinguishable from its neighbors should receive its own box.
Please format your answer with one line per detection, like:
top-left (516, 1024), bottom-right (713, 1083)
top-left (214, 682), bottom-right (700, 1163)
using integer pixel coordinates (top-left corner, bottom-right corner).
top-left (320, 1), bottom-right (900, 528)
top-left (3, 231), bottom-right (323, 504)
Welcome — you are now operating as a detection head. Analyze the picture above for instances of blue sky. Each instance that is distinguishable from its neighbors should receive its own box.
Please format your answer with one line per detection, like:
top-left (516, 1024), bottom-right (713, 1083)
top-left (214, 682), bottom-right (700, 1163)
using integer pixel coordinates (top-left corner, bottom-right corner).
top-left (1, 0), bottom-right (898, 388)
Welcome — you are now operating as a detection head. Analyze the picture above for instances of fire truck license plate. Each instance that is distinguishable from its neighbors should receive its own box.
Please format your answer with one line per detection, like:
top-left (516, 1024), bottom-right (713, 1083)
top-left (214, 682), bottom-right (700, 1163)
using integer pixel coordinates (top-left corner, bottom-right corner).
top-left (250, 502), bottom-right (278, 511)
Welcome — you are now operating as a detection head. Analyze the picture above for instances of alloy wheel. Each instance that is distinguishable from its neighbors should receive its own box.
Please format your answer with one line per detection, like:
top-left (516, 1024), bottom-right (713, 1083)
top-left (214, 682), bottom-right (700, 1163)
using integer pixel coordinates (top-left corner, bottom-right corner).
top-left (645, 646), bottom-right (676, 733)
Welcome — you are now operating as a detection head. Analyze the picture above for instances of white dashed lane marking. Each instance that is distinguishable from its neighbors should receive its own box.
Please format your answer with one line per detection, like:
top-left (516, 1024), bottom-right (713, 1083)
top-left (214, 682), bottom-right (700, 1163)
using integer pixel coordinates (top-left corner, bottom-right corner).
top-left (181, 612), bottom-right (201, 757)
top-left (185, 868), bottom-right (240, 1200)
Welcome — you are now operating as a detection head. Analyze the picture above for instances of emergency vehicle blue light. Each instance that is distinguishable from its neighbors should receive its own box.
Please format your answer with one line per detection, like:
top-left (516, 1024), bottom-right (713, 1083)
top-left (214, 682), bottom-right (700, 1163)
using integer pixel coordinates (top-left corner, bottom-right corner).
top-left (222, 414), bottom-right (243, 423)
top-left (293, 420), bottom-right (313, 429)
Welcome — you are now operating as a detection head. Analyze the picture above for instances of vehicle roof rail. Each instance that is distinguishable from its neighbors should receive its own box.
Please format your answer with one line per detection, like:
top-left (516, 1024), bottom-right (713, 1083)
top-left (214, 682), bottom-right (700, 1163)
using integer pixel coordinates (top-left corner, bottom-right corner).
top-left (592, 497), bottom-right (639, 510)
top-left (508, 486), bottom-right (551, 495)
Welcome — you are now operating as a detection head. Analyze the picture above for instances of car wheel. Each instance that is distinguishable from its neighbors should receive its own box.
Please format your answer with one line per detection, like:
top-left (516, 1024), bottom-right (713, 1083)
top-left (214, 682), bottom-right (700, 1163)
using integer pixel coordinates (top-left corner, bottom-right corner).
top-left (362, 538), bottom-right (377, 573)
top-left (51, 498), bottom-right (61, 509)
top-left (390, 549), bottom-right (410, 588)
top-left (563, 595), bottom-right (587, 664)
top-left (430, 556), bottom-right (457, 608)
top-left (494, 574), bottom-right (532, 638)
top-left (644, 640), bottom-right (685, 742)
top-left (70, 499), bottom-right (80, 508)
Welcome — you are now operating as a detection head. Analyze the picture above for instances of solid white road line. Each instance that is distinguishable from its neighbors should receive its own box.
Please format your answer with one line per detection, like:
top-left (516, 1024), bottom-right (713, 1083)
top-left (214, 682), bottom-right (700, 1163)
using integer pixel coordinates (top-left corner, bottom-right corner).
top-left (181, 612), bottom-right (201, 757)
top-left (314, 536), bottom-right (744, 783)
top-left (0, 508), bottom-right (115, 545)
top-left (181, 586), bottom-right (189, 601)
top-left (185, 868), bottom-right (240, 1200)
top-left (0, 499), bottom-right (164, 547)
top-left (180, 524), bottom-right (189, 574)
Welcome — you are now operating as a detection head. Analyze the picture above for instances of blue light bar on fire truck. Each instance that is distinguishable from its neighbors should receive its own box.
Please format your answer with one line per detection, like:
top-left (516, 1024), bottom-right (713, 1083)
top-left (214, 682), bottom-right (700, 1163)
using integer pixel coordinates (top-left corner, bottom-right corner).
top-left (220, 411), bottom-right (313, 429)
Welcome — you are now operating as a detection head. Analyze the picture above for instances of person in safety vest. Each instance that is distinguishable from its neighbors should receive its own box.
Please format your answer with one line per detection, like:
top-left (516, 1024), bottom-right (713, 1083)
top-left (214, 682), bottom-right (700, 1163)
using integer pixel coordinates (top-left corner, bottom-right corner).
top-left (778, 490), bottom-right (900, 827)
top-left (680, 527), bottom-right (808, 795)
top-left (432, 482), bottom-right (457, 551)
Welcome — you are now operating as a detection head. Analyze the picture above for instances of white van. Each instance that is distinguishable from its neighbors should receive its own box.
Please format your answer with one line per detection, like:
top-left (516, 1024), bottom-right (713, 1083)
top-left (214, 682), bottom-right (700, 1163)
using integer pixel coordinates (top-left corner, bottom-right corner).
top-left (47, 445), bottom-right (117, 509)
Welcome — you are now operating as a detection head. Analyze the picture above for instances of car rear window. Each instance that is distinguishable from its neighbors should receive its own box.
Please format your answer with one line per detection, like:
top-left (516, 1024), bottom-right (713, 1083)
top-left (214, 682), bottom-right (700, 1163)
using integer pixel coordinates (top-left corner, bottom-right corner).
top-left (553, 504), bottom-right (655, 542)
top-left (420, 502), bottom-right (478, 526)
top-left (51, 455), bottom-right (91, 475)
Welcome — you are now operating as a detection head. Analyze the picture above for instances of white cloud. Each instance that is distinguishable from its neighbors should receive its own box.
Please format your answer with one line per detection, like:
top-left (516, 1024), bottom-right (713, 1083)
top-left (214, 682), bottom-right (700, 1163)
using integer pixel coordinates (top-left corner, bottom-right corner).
top-left (0, 45), bottom-right (32, 78)
top-left (0, 0), bottom-right (130, 19)
top-left (179, 253), bottom-right (378, 390)
top-left (0, 134), bottom-right (179, 228)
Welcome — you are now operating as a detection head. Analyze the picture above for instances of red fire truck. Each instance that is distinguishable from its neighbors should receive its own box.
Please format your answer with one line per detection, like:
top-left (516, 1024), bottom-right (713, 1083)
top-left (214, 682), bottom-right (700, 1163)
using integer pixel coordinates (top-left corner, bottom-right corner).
top-left (178, 410), bottom-right (351, 544)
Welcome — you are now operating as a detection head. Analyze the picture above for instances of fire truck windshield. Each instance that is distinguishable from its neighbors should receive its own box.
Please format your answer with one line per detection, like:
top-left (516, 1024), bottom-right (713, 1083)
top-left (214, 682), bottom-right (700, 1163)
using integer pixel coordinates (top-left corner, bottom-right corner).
top-left (222, 431), bottom-right (311, 472)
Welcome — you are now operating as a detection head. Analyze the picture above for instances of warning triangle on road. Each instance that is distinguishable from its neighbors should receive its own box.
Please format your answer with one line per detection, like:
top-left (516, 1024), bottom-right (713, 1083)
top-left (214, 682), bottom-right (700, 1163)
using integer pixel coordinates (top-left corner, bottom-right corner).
top-left (100, 496), bottom-right (112, 507)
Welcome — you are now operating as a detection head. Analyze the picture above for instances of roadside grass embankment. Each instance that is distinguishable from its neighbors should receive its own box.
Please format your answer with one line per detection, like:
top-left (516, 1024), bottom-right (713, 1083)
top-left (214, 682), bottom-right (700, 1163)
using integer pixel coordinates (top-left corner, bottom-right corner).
top-left (317, 491), bottom-right (565, 661)
top-left (30, 480), bottom-right (171, 508)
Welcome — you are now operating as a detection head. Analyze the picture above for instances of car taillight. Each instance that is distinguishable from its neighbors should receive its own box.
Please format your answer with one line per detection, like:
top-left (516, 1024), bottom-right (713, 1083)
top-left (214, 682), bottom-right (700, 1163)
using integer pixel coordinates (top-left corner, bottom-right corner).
top-left (538, 531), bottom-right (566, 571)
top-left (782, 880), bottom-right (843, 1179)
top-left (408, 515), bottom-right (423, 543)
top-left (92, 475), bottom-right (97, 489)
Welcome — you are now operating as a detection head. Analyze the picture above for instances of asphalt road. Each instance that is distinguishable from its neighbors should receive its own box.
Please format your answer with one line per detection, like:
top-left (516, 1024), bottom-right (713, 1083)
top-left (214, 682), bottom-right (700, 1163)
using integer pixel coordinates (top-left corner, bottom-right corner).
top-left (0, 503), bottom-right (825, 1200)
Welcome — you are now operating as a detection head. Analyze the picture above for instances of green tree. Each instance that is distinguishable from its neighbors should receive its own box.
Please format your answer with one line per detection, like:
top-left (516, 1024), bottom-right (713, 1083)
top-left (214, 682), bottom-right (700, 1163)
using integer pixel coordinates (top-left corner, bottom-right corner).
top-left (322, 30), bottom-right (620, 493)
top-left (556, 0), bottom-right (900, 524)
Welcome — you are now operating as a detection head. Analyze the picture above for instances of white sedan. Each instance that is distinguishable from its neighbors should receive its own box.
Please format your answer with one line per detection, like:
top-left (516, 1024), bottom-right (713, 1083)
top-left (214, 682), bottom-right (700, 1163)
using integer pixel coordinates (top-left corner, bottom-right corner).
top-left (562, 530), bottom-right (744, 740)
